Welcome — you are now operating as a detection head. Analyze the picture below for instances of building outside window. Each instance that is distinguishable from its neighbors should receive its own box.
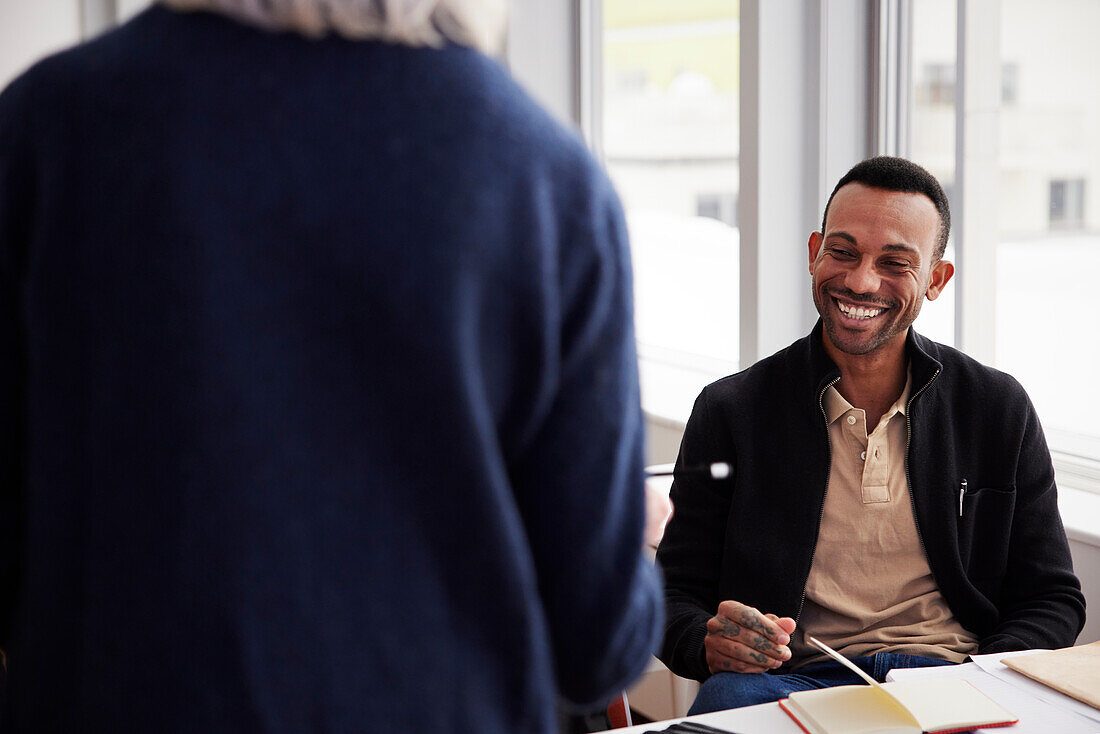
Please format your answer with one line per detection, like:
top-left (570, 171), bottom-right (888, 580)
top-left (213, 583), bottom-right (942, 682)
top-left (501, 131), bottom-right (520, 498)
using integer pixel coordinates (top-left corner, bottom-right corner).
top-left (916, 62), bottom-right (955, 106)
top-left (695, 192), bottom-right (737, 227)
top-left (1049, 178), bottom-right (1086, 229)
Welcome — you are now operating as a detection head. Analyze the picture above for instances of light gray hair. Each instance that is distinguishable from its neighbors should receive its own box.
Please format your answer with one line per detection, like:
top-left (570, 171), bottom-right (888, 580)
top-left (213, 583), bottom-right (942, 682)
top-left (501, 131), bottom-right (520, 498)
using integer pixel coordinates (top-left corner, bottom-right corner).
top-left (159, 0), bottom-right (509, 54)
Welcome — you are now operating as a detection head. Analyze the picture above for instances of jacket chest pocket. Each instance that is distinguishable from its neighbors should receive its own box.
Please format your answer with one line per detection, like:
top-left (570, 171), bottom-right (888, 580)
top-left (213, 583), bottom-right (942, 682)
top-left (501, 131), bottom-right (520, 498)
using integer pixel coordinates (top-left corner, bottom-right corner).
top-left (956, 484), bottom-right (1016, 583)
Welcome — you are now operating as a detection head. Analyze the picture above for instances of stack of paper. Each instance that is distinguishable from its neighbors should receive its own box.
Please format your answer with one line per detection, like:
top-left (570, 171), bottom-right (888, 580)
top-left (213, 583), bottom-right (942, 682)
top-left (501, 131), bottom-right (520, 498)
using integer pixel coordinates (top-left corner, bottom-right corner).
top-left (1001, 642), bottom-right (1100, 711)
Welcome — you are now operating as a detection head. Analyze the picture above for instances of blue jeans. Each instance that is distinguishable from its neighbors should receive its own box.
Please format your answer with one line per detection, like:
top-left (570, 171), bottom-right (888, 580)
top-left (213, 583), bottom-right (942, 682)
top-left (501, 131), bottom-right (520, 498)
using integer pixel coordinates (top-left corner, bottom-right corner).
top-left (688, 653), bottom-right (956, 714)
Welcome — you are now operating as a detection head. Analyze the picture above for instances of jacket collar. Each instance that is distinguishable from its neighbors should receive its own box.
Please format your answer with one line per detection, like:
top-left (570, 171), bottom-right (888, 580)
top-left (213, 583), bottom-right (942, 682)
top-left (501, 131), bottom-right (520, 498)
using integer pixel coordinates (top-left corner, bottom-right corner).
top-left (805, 319), bottom-right (943, 404)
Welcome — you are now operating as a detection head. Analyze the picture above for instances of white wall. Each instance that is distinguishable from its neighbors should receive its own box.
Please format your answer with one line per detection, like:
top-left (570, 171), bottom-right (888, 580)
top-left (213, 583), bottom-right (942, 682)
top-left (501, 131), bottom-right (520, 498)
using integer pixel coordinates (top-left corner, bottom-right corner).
top-left (1070, 540), bottom-right (1100, 644)
top-left (117, 0), bottom-right (152, 23)
top-left (505, 0), bottom-right (579, 129)
top-left (0, 0), bottom-right (81, 89)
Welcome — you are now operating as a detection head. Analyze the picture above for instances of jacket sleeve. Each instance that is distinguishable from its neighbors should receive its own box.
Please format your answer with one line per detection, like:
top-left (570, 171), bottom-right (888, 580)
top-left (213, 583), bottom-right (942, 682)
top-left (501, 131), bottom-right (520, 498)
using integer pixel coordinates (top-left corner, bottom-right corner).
top-left (507, 163), bottom-right (663, 708)
top-left (0, 75), bottom-right (31, 652)
top-left (977, 397), bottom-right (1085, 653)
top-left (655, 387), bottom-right (734, 682)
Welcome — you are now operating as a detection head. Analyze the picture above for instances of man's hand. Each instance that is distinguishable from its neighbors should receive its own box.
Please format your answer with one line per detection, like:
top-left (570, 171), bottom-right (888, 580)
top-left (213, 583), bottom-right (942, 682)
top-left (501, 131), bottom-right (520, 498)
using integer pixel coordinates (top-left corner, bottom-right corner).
top-left (644, 482), bottom-right (673, 549)
top-left (704, 601), bottom-right (795, 674)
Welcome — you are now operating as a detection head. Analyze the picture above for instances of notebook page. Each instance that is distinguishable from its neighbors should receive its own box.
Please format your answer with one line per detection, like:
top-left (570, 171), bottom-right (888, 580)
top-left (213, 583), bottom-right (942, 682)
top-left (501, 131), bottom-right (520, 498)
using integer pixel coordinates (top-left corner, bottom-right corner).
top-left (785, 685), bottom-right (921, 734)
top-left (882, 679), bottom-right (1016, 732)
top-left (806, 636), bottom-right (880, 688)
top-left (887, 663), bottom-right (1097, 734)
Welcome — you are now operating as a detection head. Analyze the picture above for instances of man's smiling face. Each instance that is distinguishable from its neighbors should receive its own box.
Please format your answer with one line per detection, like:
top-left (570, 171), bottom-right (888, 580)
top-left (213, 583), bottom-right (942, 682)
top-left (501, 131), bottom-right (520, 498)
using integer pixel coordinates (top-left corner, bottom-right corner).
top-left (809, 182), bottom-right (954, 357)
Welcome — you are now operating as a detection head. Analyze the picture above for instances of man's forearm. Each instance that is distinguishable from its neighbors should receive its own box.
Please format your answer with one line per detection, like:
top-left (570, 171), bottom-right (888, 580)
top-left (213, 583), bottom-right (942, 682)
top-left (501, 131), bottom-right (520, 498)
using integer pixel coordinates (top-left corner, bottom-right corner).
top-left (979, 573), bottom-right (1085, 652)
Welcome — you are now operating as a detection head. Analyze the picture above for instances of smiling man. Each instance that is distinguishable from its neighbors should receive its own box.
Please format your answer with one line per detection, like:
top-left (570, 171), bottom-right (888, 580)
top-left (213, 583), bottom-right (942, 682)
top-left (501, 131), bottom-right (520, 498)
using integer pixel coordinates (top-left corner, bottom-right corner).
top-left (656, 156), bottom-right (1085, 712)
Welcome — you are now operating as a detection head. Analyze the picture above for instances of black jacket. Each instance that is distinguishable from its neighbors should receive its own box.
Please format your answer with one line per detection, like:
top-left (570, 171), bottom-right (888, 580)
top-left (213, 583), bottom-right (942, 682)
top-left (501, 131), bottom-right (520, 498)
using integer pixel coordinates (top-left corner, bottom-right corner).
top-left (656, 322), bottom-right (1085, 682)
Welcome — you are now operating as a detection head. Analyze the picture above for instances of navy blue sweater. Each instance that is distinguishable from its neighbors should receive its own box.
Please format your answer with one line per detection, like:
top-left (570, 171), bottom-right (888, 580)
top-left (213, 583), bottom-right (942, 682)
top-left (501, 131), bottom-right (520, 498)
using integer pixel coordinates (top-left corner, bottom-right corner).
top-left (657, 323), bottom-right (1085, 682)
top-left (0, 6), bottom-right (663, 732)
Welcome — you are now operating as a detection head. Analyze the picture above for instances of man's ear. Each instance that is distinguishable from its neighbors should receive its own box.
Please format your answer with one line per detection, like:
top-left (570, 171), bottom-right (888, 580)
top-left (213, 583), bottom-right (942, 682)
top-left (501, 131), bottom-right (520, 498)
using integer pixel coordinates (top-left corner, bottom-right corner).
top-left (808, 231), bottom-right (824, 274)
top-left (925, 259), bottom-right (955, 300)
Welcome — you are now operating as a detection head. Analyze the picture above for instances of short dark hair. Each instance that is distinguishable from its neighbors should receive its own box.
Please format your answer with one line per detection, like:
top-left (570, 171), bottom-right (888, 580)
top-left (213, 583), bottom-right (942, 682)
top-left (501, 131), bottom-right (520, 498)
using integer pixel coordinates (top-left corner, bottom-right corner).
top-left (820, 156), bottom-right (951, 259)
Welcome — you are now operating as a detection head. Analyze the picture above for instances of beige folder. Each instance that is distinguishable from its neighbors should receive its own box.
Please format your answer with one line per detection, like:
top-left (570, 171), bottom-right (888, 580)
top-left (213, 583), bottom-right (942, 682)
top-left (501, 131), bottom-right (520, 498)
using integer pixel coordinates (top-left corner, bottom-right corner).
top-left (1002, 641), bottom-right (1100, 711)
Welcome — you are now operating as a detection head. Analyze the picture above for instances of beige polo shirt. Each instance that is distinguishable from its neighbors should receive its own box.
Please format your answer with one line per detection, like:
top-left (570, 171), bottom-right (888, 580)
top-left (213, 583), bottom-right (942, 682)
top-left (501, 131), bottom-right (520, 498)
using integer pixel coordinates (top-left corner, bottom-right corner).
top-left (788, 370), bottom-right (978, 669)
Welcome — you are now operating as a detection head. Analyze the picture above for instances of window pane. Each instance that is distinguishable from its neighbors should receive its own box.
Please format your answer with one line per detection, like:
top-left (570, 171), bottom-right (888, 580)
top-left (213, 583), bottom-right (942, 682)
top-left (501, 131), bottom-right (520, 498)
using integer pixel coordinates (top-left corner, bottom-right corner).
top-left (602, 0), bottom-right (740, 370)
top-left (996, 0), bottom-right (1100, 460)
top-left (910, 0), bottom-right (957, 347)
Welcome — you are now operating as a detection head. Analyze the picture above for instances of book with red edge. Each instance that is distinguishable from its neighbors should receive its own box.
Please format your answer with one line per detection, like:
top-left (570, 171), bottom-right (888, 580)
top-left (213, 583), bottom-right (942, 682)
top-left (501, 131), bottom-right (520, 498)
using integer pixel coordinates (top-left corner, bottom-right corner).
top-left (777, 677), bottom-right (1018, 734)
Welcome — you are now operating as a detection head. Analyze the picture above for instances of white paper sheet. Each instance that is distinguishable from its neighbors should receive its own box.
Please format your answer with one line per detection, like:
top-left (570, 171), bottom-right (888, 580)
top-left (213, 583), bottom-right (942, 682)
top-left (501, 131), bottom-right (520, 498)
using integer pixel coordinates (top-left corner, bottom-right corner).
top-left (969, 650), bottom-right (1100, 724)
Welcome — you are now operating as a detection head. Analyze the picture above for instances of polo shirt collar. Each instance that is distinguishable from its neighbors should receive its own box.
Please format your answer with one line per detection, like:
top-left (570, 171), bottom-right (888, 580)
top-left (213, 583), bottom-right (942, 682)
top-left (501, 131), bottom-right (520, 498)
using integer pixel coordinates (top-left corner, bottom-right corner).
top-left (808, 320), bottom-right (942, 408)
top-left (822, 366), bottom-right (913, 425)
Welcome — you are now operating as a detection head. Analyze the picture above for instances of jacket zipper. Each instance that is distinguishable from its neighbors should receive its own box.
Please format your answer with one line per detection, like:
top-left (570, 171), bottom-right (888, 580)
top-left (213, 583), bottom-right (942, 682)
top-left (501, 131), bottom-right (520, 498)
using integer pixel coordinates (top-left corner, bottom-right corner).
top-left (795, 375), bottom-right (842, 623)
top-left (905, 368), bottom-right (941, 562)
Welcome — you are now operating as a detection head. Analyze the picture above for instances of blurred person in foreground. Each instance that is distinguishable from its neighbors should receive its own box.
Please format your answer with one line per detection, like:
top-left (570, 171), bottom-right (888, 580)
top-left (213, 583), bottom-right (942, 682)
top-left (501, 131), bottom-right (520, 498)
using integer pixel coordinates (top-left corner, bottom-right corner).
top-left (0, 1), bottom-right (664, 731)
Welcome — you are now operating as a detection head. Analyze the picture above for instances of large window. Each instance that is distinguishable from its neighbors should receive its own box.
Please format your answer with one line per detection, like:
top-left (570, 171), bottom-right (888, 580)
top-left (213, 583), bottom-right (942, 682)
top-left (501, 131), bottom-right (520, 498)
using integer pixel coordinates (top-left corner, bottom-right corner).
top-left (600, 1), bottom-right (740, 411)
top-left (911, 0), bottom-right (1100, 479)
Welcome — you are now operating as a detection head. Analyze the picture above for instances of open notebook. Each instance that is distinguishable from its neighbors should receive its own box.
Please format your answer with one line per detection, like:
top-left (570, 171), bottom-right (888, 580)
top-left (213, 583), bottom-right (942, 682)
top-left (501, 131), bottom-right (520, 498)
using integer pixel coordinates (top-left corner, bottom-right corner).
top-left (778, 637), bottom-right (1018, 734)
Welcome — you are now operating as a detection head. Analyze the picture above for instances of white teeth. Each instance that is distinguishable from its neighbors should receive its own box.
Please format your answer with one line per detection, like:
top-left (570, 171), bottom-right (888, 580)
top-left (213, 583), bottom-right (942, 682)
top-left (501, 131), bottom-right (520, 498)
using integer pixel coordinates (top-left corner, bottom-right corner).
top-left (838, 301), bottom-right (882, 319)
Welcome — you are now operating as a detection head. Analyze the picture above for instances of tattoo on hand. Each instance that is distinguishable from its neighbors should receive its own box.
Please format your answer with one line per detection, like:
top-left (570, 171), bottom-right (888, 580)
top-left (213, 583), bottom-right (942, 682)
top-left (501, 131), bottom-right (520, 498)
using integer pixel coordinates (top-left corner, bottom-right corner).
top-left (752, 634), bottom-right (778, 654)
top-left (740, 610), bottom-right (771, 637)
top-left (719, 618), bottom-right (741, 637)
top-left (749, 651), bottom-right (767, 664)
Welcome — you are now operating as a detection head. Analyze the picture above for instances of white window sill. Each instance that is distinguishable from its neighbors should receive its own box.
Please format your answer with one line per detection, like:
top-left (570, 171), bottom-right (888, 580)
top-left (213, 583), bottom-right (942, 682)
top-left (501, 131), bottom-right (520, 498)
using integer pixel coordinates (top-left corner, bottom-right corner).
top-left (1059, 485), bottom-right (1100, 549)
